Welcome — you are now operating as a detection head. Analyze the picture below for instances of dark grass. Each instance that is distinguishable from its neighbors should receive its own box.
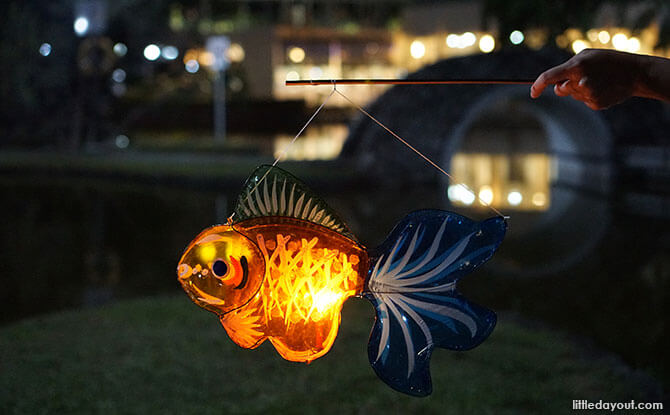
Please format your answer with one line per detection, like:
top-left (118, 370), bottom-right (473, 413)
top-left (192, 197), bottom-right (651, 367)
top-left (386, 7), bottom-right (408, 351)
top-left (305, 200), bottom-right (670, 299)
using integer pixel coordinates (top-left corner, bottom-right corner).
top-left (0, 296), bottom-right (660, 414)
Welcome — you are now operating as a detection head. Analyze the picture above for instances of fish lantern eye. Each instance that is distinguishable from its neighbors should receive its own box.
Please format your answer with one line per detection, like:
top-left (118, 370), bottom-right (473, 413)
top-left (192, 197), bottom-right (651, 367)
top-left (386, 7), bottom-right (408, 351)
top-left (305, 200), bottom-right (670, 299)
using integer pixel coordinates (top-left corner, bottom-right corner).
top-left (212, 259), bottom-right (228, 277)
top-left (177, 225), bottom-right (264, 315)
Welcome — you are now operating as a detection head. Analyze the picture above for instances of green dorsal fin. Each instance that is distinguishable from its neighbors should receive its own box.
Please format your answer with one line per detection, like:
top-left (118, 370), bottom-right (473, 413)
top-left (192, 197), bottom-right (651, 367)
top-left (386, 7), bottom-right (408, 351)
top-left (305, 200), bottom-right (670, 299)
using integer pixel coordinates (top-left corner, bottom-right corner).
top-left (233, 165), bottom-right (356, 240)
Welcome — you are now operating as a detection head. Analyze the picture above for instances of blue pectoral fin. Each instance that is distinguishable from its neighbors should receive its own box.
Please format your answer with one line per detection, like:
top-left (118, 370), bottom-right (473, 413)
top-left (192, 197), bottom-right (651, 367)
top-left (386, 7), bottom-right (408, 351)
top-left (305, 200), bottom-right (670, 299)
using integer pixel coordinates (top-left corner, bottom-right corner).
top-left (365, 210), bottom-right (505, 396)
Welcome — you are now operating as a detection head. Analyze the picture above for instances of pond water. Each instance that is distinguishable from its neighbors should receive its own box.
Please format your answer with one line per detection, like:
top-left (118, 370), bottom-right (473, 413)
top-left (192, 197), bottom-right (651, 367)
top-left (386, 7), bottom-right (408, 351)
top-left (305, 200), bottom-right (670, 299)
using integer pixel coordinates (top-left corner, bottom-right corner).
top-left (1, 172), bottom-right (667, 384)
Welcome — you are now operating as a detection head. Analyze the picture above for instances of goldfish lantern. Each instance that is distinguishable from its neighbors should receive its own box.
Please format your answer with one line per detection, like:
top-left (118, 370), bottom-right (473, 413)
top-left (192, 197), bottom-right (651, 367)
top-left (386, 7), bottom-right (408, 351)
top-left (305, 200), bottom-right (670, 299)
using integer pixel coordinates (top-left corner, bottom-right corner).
top-left (177, 165), bottom-right (506, 396)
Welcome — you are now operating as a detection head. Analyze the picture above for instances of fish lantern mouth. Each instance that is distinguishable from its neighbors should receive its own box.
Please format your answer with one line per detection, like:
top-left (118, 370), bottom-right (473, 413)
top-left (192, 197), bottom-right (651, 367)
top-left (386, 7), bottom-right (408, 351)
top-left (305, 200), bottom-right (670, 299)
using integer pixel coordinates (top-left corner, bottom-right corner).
top-left (177, 225), bottom-right (264, 315)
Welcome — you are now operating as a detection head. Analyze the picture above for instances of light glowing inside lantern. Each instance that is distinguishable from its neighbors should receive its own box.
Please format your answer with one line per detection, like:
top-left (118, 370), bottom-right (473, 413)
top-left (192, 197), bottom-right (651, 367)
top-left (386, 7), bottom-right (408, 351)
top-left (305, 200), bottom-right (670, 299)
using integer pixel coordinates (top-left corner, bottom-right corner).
top-left (222, 230), bottom-right (364, 362)
top-left (180, 220), bottom-right (367, 363)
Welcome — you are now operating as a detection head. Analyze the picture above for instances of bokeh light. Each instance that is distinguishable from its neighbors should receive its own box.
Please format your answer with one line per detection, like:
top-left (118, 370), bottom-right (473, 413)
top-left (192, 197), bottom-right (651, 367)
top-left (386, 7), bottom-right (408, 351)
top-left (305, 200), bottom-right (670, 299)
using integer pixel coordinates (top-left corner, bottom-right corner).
top-left (143, 44), bottom-right (161, 61)
top-left (479, 35), bottom-right (495, 53)
top-left (507, 191), bottom-right (523, 206)
top-left (73, 17), bottom-right (89, 36)
top-left (509, 30), bottom-right (524, 45)
top-left (288, 47), bottom-right (305, 63)
top-left (39, 43), bottom-right (52, 57)
top-left (598, 31), bottom-right (610, 44)
top-left (612, 33), bottom-right (628, 50)
top-left (161, 46), bottom-right (179, 60)
top-left (111, 68), bottom-right (126, 83)
top-left (227, 43), bottom-right (245, 63)
top-left (571, 39), bottom-right (589, 54)
top-left (185, 59), bottom-right (199, 73)
top-left (113, 42), bottom-right (128, 57)
top-left (410, 40), bottom-right (425, 59)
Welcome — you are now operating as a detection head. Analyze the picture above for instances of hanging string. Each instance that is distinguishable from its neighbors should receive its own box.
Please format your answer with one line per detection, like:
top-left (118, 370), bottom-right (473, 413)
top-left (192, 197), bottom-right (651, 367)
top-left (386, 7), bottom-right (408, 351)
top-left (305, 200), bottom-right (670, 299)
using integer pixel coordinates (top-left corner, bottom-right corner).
top-left (227, 88), bottom-right (337, 224)
top-left (227, 82), bottom-right (506, 224)
top-left (333, 88), bottom-right (507, 219)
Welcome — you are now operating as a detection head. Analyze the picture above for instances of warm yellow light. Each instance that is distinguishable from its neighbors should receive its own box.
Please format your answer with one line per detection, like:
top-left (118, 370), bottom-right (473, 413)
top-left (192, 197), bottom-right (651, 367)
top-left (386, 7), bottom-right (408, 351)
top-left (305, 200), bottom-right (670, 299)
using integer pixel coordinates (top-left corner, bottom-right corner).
top-left (286, 70), bottom-right (299, 81)
top-left (446, 34), bottom-right (459, 48)
top-left (251, 233), bottom-right (363, 361)
top-left (479, 35), bottom-right (495, 53)
top-left (313, 289), bottom-right (341, 314)
top-left (288, 46), bottom-right (305, 63)
top-left (183, 224), bottom-right (367, 363)
top-left (572, 39), bottom-right (589, 54)
top-left (586, 29), bottom-right (599, 42)
top-left (598, 30), bottom-right (610, 44)
top-left (532, 192), bottom-right (547, 207)
top-left (410, 40), bottom-right (425, 59)
top-left (627, 37), bottom-right (641, 52)
top-left (227, 43), bottom-right (245, 62)
top-left (612, 33), bottom-right (628, 50)
top-left (198, 244), bottom-right (217, 262)
top-left (461, 32), bottom-right (476, 47)
top-left (448, 185), bottom-right (475, 205)
top-left (199, 51), bottom-right (214, 66)
top-left (478, 185), bottom-right (494, 205)
top-left (555, 34), bottom-right (569, 48)
top-left (507, 191), bottom-right (523, 206)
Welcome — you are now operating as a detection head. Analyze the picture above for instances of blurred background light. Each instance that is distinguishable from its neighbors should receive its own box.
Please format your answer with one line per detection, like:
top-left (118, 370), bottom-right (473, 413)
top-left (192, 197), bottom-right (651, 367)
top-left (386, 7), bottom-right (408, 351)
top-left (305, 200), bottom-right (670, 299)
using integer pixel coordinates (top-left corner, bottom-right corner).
top-left (115, 135), bottom-right (129, 149)
top-left (532, 192), bottom-right (547, 207)
top-left (73, 17), bottom-right (89, 36)
top-left (571, 39), bottom-right (589, 54)
top-left (39, 43), bottom-right (52, 57)
top-left (598, 30), bottom-right (610, 44)
top-left (308, 66), bottom-right (323, 79)
top-left (446, 34), bottom-right (459, 48)
top-left (479, 35), bottom-right (495, 53)
top-left (113, 42), bottom-right (127, 57)
top-left (461, 32), bottom-right (476, 48)
top-left (410, 40), bottom-right (425, 59)
top-left (111, 68), bottom-right (126, 83)
top-left (227, 43), bottom-right (245, 63)
top-left (447, 184), bottom-right (475, 205)
top-left (185, 59), bottom-right (199, 73)
top-left (478, 185), bottom-right (494, 205)
top-left (143, 44), bottom-right (161, 61)
top-left (161, 45), bottom-right (179, 60)
top-left (288, 46), bottom-right (305, 63)
top-left (627, 37), bottom-right (641, 52)
top-left (509, 30), bottom-right (524, 45)
top-left (611, 33), bottom-right (628, 50)
top-left (507, 191), bottom-right (523, 206)
top-left (286, 70), bottom-right (299, 81)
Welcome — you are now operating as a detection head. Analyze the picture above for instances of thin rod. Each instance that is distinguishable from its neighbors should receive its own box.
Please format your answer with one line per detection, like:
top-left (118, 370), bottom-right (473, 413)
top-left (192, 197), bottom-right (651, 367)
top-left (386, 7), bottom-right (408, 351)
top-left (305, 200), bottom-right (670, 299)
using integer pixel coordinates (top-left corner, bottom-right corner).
top-left (286, 78), bottom-right (535, 86)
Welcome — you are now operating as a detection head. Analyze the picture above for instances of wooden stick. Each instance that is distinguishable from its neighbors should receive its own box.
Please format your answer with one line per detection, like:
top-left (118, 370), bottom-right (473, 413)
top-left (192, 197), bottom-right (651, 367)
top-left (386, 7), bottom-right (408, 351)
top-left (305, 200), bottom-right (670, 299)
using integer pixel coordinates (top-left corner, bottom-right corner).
top-left (285, 78), bottom-right (535, 86)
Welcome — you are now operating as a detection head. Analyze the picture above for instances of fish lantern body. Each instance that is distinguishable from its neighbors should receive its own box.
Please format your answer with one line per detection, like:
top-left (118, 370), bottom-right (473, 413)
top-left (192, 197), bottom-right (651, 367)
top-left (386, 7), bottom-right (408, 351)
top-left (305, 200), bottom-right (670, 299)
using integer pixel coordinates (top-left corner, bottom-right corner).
top-left (178, 165), bottom-right (506, 396)
top-left (179, 217), bottom-right (367, 362)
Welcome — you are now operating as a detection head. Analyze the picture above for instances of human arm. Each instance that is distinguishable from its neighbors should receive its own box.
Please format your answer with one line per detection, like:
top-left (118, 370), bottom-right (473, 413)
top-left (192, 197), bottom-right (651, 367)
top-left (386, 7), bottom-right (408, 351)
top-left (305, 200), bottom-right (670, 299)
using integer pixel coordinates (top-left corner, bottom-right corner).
top-left (530, 48), bottom-right (670, 110)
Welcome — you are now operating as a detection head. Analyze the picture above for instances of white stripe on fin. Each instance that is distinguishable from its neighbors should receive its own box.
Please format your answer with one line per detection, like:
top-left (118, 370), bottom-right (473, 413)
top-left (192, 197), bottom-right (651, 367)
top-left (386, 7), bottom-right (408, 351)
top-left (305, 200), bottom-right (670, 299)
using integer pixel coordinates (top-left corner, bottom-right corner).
top-left (232, 165), bottom-right (356, 240)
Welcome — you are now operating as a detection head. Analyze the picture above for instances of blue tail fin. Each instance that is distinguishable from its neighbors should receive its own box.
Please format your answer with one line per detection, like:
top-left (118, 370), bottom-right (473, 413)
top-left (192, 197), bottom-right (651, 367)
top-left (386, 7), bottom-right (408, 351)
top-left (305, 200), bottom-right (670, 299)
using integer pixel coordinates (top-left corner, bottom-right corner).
top-left (364, 210), bottom-right (506, 397)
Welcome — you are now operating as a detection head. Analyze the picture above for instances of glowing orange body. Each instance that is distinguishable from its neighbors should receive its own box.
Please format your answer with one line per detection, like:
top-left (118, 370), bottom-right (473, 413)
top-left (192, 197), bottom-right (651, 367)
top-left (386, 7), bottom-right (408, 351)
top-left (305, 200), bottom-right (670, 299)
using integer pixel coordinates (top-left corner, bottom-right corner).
top-left (224, 217), bottom-right (367, 362)
top-left (178, 216), bottom-right (368, 362)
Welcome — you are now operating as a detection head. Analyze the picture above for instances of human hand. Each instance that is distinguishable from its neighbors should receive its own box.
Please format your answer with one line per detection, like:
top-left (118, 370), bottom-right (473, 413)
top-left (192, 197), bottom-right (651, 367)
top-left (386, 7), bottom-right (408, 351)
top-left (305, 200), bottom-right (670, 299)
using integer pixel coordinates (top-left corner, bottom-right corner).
top-left (530, 49), bottom-right (643, 110)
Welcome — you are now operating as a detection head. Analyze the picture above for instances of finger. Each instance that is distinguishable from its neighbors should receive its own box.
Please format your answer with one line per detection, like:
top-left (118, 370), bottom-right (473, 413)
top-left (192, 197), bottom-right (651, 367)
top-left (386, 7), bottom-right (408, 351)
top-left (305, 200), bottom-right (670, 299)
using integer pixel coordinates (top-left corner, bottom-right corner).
top-left (554, 80), bottom-right (574, 97)
top-left (584, 100), bottom-right (601, 110)
top-left (530, 62), bottom-right (576, 98)
top-left (569, 88), bottom-right (595, 106)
